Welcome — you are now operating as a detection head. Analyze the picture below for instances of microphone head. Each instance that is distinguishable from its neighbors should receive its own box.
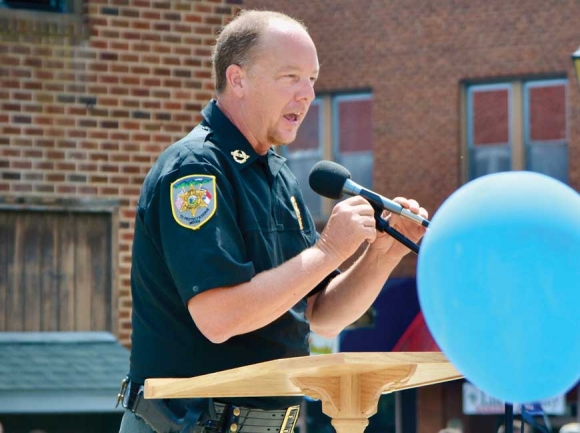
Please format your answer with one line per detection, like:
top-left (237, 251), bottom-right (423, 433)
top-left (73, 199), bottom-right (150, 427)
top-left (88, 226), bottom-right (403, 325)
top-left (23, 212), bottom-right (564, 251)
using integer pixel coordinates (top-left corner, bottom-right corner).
top-left (308, 160), bottom-right (351, 199)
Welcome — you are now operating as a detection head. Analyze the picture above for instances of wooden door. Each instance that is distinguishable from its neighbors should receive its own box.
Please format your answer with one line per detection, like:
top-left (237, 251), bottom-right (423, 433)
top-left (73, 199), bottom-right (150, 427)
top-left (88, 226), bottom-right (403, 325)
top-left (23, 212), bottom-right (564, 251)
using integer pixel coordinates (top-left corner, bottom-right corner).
top-left (0, 210), bottom-right (113, 332)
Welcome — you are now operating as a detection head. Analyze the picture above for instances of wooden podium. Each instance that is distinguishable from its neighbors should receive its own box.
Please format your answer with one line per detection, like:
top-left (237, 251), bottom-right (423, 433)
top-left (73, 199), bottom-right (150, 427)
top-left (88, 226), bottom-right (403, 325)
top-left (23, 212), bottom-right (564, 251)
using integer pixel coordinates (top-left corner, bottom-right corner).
top-left (145, 352), bottom-right (462, 433)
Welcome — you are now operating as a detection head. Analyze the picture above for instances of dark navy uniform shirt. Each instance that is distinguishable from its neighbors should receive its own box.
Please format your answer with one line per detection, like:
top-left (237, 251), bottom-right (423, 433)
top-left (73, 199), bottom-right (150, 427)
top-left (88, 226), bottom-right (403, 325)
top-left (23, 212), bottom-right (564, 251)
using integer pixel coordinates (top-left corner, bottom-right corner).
top-left (129, 100), bottom-right (334, 409)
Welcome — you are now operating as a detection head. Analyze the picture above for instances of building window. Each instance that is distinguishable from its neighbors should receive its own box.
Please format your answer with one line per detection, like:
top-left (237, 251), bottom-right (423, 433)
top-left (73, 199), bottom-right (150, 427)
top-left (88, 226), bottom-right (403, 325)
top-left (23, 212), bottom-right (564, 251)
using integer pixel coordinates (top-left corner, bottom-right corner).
top-left (284, 93), bottom-right (373, 221)
top-left (333, 94), bottom-right (374, 196)
top-left (284, 99), bottom-right (325, 218)
top-left (0, 0), bottom-right (84, 38)
top-left (0, 0), bottom-right (70, 13)
top-left (465, 79), bottom-right (568, 183)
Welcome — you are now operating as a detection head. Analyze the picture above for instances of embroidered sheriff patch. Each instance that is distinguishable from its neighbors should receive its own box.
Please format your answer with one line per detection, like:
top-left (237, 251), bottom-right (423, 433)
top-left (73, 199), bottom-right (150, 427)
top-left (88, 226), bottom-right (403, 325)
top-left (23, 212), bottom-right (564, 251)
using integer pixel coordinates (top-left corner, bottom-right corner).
top-left (170, 175), bottom-right (217, 230)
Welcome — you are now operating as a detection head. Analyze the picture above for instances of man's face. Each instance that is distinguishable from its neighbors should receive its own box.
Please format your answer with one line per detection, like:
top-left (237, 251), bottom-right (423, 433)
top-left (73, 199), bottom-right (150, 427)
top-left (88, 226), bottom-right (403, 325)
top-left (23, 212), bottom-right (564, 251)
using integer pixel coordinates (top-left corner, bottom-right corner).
top-left (240, 23), bottom-right (319, 152)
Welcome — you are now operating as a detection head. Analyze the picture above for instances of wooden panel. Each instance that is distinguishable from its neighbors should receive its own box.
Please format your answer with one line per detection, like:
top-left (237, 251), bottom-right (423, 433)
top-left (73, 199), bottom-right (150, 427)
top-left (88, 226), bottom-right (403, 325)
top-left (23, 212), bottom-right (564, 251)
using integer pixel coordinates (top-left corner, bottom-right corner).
top-left (0, 212), bottom-right (11, 330)
top-left (5, 213), bottom-right (23, 331)
top-left (39, 215), bottom-right (58, 331)
top-left (75, 216), bottom-right (94, 331)
top-left (22, 213), bottom-right (43, 331)
top-left (0, 209), bottom-right (113, 332)
top-left (88, 214), bottom-right (112, 330)
top-left (58, 212), bottom-right (77, 331)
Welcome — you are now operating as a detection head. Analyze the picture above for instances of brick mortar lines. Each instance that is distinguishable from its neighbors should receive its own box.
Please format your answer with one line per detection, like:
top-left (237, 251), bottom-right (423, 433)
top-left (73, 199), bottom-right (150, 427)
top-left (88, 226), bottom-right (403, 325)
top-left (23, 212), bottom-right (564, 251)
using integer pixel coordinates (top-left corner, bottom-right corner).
top-left (0, 2), bottom-right (239, 345)
top-left (3, 106), bottom-right (206, 129)
top-left (2, 58), bottom-right (212, 74)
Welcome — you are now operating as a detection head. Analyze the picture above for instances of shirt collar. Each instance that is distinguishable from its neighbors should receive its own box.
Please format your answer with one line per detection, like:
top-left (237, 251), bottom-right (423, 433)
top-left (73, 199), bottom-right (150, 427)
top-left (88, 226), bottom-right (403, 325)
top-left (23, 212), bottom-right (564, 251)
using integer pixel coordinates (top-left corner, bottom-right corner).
top-left (263, 148), bottom-right (286, 179)
top-left (201, 100), bottom-right (286, 176)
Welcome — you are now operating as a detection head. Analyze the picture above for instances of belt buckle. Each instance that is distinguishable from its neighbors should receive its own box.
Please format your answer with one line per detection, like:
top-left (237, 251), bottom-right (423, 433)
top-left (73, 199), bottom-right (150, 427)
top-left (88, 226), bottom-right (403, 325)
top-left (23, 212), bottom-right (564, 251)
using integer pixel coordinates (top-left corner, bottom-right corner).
top-left (115, 377), bottom-right (129, 409)
top-left (280, 405), bottom-right (300, 433)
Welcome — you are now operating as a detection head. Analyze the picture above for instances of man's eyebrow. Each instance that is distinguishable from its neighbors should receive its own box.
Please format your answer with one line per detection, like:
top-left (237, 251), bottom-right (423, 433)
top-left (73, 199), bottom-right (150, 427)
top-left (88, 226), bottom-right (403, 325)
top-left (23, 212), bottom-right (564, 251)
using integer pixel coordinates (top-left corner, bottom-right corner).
top-left (276, 65), bottom-right (301, 73)
top-left (276, 65), bottom-right (320, 75)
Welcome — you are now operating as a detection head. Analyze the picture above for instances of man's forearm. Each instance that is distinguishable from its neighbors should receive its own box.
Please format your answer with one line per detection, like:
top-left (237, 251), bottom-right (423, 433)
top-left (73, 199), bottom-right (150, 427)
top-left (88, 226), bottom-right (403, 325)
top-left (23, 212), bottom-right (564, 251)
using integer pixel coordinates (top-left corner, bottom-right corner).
top-left (307, 246), bottom-right (402, 337)
top-left (188, 244), bottom-right (342, 343)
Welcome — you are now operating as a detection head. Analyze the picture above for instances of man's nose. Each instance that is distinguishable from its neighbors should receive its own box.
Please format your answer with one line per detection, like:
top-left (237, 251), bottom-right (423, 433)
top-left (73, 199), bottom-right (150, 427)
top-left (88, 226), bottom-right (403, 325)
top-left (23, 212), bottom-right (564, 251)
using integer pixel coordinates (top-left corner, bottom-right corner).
top-left (296, 78), bottom-right (315, 103)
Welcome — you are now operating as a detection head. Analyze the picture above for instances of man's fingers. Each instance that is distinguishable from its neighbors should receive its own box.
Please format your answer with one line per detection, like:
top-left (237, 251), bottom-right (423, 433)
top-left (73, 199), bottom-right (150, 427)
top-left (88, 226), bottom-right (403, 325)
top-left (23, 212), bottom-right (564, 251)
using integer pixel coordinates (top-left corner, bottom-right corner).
top-left (392, 196), bottom-right (429, 220)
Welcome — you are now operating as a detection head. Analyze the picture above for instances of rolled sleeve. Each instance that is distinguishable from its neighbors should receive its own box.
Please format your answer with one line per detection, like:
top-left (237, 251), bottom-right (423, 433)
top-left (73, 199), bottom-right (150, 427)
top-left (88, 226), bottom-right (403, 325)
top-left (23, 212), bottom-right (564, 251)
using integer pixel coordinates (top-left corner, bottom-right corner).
top-left (157, 163), bottom-right (255, 305)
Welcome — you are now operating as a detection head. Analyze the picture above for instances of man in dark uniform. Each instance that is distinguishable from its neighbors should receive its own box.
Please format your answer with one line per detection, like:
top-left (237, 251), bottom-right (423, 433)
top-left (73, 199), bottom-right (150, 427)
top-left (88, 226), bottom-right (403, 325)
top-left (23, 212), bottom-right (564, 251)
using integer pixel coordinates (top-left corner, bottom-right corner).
top-left (118, 9), bottom-right (428, 433)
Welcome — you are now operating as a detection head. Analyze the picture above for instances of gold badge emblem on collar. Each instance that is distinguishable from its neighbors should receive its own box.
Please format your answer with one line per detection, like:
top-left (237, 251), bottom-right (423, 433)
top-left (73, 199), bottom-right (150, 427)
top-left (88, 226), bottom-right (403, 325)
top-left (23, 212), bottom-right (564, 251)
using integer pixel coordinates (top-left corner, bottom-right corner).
top-left (231, 150), bottom-right (250, 164)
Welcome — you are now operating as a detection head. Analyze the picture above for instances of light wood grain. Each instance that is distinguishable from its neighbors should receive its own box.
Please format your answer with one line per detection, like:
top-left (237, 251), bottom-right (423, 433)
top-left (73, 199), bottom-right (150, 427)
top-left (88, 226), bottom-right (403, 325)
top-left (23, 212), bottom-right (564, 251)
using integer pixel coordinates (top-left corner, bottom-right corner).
top-left (145, 352), bottom-right (462, 433)
top-left (145, 352), bottom-right (461, 400)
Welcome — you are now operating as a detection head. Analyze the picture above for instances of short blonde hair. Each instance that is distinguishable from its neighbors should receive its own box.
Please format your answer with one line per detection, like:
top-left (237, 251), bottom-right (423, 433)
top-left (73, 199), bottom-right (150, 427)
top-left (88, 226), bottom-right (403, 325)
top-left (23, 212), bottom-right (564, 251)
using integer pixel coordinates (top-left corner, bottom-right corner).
top-left (212, 10), bottom-right (308, 94)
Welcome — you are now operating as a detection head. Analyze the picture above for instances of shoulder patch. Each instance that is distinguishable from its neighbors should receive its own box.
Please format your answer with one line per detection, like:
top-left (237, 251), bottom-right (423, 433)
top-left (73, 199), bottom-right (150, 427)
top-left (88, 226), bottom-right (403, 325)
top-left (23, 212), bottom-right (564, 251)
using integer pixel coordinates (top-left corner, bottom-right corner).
top-left (170, 175), bottom-right (217, 230)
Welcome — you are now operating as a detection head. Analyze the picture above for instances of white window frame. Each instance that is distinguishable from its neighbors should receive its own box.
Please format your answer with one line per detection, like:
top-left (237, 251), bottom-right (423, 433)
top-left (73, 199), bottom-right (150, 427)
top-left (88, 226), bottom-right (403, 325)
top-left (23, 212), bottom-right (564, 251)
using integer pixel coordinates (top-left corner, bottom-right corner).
top-left (282, 92), bottom-right (374, 222)
top-left (462, 78), bottom-right (568, 183)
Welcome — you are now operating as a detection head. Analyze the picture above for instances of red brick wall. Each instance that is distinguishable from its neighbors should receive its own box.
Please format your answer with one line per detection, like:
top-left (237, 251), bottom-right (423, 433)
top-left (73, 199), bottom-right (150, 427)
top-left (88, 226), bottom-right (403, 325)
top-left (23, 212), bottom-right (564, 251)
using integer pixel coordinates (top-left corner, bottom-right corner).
top-left (3, 3), bottom-right (577, 430)
top-left (0, 0), bottom-right (241, 345)
top-left (244, 0), bottom-right (580, 278)
top-left (243, 1), bottom-right (580, 431)
top-left (3, 1), bottom-right (578, 344)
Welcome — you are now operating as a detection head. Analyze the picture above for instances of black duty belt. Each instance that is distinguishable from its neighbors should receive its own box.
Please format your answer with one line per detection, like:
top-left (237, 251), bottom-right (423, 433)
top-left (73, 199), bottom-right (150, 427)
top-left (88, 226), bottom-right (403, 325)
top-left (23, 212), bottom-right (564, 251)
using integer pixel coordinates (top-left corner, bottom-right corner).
top-left (213, 402), bottom-right (299, 433)
top-left (117, 378), bottom-right (300, 433)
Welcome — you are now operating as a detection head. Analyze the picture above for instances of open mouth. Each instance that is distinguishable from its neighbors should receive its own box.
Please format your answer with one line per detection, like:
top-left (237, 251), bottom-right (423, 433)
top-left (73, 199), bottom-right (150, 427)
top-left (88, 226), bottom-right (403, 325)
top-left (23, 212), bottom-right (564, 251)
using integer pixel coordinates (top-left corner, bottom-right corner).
top-left (284, 113), bottom-right (301, 123)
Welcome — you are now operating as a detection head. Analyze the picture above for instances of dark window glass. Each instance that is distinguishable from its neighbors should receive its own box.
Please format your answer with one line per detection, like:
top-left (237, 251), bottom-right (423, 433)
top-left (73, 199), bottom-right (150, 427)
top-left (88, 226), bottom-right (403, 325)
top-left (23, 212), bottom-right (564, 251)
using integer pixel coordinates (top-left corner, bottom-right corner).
top-left (2, 0), bottom-right (67, 13)
top-left (285, 100), bottom-right (323, 218)
top-left (292, 103), bottom-right (320, 151)
top-left (337, 98), bottom-right (373, 153)
top-left (468, 85), bottom-right (511, 179)
top-left (525, 80), bottom-right (568, 183)
top-left (334, 95), bottom-right (373, 190)
top-left (472, 89), bottom-right (509, 146)
top-left (528, 84), bottom-right (566, 141)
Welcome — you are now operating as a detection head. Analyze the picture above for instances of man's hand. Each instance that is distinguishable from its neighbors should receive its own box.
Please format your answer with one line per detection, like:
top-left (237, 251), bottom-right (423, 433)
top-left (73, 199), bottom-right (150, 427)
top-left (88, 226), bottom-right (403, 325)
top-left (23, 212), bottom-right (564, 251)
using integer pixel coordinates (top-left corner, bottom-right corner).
top-left (316, 196), bottom-right (428, 263)
top-left (306, 196), bottom-right (428, 338)
top-left (315, 196), bottom-right (377, 263)
top-left (370, 197), bottom-right (428, 259)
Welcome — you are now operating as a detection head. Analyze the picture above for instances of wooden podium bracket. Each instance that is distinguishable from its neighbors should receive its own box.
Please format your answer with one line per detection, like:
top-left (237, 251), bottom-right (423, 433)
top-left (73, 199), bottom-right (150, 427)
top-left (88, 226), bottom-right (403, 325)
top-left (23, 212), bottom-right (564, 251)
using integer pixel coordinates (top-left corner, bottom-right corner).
top-left (290, 364), bottom-right (416, 432)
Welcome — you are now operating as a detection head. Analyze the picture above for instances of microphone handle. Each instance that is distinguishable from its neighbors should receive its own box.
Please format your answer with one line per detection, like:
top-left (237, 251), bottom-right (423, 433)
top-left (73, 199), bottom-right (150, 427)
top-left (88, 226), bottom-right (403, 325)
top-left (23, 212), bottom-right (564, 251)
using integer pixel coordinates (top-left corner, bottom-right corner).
top-left (347, 182), bottom-right (430, 228)
top-left (375, 214), bottom-right (420, 255)
top-left (399, 207), bottom-right (430, 228)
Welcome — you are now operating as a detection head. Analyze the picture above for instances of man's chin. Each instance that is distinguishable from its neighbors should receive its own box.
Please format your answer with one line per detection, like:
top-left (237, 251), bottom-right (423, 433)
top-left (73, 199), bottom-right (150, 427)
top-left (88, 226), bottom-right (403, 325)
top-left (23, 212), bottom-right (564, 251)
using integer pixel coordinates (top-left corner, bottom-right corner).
top-left (269, 134), bottom-right (296, 147)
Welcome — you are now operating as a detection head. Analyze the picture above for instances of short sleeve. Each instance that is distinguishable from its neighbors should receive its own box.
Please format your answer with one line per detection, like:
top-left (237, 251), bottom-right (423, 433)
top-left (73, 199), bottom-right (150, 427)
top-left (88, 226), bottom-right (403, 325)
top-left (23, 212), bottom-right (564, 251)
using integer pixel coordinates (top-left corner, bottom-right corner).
top-left (156, 162), bottom-right (255, 305)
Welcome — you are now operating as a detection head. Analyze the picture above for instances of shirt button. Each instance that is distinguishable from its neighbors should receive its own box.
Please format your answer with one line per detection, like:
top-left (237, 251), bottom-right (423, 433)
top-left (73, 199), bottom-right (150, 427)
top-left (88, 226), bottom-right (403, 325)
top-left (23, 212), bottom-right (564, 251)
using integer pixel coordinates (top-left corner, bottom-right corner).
top-left (233, 407), bottom-right (241, 416)
top-left (230, 423), bottom-right (238, 432)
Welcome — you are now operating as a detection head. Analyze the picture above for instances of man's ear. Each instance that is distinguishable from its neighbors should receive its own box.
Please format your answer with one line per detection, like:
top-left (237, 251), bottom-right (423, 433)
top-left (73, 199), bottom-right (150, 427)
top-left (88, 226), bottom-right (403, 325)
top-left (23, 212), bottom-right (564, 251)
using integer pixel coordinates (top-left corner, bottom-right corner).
top-left (225, 64), bottom-right (245, 98)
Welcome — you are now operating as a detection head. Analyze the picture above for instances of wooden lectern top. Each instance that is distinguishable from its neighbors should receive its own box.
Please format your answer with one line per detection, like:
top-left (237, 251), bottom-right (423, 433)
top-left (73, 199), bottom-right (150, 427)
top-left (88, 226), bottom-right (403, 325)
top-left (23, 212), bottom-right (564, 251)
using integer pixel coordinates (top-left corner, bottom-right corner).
top-left (145, 352), bottom-right (462, 433)
top-left (145, 352), bottom-right (461, 400)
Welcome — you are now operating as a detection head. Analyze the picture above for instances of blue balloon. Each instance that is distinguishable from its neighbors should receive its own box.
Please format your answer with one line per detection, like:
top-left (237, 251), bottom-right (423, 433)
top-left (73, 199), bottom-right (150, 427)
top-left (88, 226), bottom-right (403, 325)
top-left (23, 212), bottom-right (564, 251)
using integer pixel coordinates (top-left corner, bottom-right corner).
top-left (417, 171), bottom-right (580, 404)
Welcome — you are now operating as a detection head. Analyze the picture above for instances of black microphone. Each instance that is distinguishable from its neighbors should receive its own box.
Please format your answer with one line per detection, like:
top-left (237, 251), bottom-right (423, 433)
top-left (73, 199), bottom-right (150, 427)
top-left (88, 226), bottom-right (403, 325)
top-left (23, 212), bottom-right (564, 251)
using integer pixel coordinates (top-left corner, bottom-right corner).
top-left (308, 160), bottom-right (430, 228)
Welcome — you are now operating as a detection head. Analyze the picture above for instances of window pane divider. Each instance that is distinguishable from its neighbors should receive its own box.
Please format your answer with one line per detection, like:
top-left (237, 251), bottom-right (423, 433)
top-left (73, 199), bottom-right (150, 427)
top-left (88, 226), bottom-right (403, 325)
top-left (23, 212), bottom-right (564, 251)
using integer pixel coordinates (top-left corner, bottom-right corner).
top-left (511, 81), bottom-right (525, 171)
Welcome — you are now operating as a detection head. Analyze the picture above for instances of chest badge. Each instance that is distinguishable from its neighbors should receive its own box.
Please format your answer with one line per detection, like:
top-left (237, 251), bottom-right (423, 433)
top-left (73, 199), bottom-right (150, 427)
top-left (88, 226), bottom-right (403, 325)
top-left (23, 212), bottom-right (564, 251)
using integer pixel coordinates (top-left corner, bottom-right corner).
top-left (291, 196), bottom-right (304, 231)
top-left (170, 175), bottom-right (217, 230)
top-left (231, 150), bottom-right (249, 164)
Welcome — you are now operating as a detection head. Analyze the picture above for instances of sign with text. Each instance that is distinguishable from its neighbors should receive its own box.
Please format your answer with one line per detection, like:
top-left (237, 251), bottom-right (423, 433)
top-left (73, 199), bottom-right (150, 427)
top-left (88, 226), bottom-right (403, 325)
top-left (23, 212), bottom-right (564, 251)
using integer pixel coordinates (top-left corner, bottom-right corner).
top-left (462, 382), bottom-right (565, 415)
